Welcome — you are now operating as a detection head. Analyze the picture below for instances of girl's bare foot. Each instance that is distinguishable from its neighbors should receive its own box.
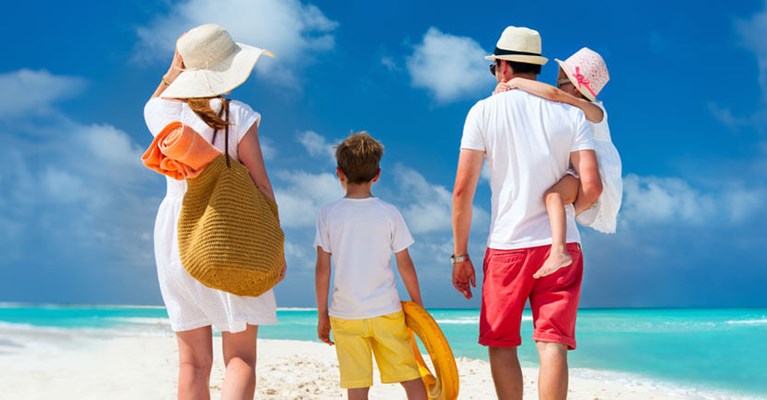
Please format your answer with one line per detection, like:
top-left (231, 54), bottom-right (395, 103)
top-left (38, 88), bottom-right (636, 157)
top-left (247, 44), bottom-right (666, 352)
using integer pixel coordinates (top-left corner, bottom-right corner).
top-left (534, 249), bottom-right (572, 278)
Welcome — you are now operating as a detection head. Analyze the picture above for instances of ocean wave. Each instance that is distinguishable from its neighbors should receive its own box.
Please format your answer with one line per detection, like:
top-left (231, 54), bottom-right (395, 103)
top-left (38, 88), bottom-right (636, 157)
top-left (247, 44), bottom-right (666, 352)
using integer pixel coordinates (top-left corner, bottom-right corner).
top-left (725, 318), bottom-right (767, 325)
top-left (571, 367), bottom-right (763, 400)
top-left (105, 317), bottom-right (171, 326)
top-left (435, 318), bottom-right (478, 325)
top-left (435, 315), bottom-right (533, 325)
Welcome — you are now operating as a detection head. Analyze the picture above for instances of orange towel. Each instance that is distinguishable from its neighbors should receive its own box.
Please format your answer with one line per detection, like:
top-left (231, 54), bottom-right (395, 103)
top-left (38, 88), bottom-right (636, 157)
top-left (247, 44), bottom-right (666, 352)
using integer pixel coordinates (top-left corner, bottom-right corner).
top-left (142, 121), bottom-right (222, 180)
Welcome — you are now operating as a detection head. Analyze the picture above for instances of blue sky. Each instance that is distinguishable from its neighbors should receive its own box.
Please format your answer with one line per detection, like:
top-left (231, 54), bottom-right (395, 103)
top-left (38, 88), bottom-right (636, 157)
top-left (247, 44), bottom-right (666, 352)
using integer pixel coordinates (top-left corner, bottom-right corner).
top-left (1, 0), bottom-right (766, 308)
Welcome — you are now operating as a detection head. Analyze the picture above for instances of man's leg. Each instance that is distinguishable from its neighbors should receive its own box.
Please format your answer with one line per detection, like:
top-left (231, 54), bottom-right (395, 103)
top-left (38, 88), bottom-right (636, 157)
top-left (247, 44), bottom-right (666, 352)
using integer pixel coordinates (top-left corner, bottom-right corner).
top-left (488, 346), bottom-right (523, 400)
top-left (536, 341), bottom-right (568, 400)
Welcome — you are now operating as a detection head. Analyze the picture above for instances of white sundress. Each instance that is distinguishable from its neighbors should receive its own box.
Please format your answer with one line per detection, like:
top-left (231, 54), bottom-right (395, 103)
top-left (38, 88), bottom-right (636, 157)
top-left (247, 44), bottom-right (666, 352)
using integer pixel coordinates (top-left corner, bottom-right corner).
top-left (144, 97), bottom-right (277, 333)
top-left (576, 102), bottom-right (623, 234)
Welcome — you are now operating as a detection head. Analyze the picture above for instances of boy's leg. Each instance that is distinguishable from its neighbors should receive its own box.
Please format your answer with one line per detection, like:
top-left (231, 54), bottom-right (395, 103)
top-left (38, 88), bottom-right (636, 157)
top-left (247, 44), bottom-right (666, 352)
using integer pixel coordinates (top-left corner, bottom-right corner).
top-left (537, 175), bottom-right (580, 278)
top-left (221, 324), bottom-right (258, 400)
top-left (400, 378), bottom-right (427, 400)
top-left (368, 311), bottom-right (425, 399)
top-left (348, 387), bottom-right (370, 400)
top-left (330, 317), bottom-right (375, 390)
top-left (176, 326), bottom-right (214, 400)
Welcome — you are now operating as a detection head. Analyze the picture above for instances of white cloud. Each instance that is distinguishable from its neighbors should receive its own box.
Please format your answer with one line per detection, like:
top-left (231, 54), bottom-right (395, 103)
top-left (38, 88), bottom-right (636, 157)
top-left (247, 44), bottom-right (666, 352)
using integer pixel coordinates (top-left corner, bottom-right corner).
top-left (712, 2), bottom-right (767, 130)
top-left (737, 2), bottom-right (767, 103)
top-left (273, 170), bottom-right (343, 227)
top-left (620, 173), bottom-right (766, 226)
top-left (0, 69), bottom-right (85, 118)
top-left (135, 0), bottom-right (338, 87)
top-left (393, 164), bottom-right (489, 234)
top-left (297, 130), bottom-right (336, 163)
top-left (407, 27), bottom-right (491, 103)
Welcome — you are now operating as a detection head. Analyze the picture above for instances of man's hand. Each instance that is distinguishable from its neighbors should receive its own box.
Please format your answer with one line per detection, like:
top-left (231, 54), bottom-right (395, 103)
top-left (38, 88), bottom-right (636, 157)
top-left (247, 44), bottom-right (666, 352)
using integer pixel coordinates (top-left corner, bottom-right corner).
top-left (317, 313), bottom-right (334, 345)
top-left (452, 260), bottom-right (476, 299)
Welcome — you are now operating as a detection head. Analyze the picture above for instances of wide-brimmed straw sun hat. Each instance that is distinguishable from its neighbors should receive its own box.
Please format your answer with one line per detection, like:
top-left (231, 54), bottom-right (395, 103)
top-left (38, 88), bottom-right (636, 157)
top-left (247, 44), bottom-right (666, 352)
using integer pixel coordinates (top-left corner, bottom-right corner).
top-left (161, 24), bottom-right (274, 99)
top-left (484, 26), bottom-right (548, 66)
top-left (555, 47), bottom-right (609, 101)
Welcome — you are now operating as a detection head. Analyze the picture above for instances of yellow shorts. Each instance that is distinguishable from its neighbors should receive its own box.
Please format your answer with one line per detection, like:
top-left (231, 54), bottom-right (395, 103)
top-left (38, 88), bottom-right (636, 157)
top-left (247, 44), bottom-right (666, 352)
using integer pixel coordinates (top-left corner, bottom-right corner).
top-left (330, 310), bottom-right (421, 389)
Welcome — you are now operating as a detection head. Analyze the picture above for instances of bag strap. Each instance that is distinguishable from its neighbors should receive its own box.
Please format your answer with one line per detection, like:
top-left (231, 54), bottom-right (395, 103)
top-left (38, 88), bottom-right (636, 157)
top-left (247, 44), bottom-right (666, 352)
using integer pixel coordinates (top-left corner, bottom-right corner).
top-left (210, 98), bottom-right (232, 168)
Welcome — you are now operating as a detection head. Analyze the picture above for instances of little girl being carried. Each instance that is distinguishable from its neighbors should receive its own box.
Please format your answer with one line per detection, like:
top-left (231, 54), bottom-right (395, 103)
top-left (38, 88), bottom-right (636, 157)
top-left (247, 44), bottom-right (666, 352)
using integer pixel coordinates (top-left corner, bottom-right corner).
top-left (496, 47), bottom-right (622, 277)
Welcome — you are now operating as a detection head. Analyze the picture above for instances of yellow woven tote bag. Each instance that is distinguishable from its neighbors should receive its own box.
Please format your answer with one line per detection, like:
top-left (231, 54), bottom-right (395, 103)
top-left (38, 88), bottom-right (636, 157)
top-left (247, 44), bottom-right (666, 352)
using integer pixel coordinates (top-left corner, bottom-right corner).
top-left (177, 100), bottom-right (284, 297)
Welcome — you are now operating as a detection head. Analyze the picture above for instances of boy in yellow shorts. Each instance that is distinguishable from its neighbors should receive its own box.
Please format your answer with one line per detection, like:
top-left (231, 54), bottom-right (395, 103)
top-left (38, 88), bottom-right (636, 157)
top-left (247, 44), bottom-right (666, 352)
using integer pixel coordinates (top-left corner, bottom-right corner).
top-left (314, 132), bottom-right (427, 400)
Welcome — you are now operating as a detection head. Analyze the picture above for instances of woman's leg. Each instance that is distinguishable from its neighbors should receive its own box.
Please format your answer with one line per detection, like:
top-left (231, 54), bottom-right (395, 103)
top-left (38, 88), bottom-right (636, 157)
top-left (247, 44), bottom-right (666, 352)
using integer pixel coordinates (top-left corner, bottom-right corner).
top-left (536, 175), bottom-right (580, 278)
top-left (221, 324), bottom-right (258, 400)
top-left (176, 326), bottom-right (214, 400)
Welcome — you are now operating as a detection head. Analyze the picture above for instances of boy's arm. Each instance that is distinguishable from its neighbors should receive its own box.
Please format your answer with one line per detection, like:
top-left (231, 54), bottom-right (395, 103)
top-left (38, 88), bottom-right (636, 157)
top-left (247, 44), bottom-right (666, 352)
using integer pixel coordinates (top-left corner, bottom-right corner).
top-left (395, 248), bottom-right (423, 307)
top-left (315, 247), bottom-right (334, 345)
top-left (500, 78), bottom-right (604, 123)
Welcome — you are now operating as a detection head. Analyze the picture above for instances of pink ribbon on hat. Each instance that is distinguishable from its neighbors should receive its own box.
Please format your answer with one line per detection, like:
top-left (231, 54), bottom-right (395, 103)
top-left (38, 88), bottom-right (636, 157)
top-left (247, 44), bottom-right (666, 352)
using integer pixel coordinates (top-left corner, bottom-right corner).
top-left (574, 67), bottom-right (597, 98)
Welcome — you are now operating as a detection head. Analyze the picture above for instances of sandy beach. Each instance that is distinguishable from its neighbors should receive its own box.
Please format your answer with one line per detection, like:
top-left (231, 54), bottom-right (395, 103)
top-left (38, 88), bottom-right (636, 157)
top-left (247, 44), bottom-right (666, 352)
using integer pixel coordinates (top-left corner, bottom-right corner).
top-left (0, 328), bottom-right (710, 400)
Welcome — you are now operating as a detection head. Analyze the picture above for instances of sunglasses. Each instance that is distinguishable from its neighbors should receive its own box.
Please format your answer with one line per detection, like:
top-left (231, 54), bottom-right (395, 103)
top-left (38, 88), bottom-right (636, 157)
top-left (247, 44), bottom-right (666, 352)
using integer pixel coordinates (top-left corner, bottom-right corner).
top-left (489, 63), bottom-right (496, 76)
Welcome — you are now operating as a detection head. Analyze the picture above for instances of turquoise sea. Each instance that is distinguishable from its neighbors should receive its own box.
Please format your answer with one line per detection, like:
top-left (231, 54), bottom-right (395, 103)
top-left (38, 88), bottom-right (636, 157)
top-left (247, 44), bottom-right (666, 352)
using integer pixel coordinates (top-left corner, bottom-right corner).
top-left (1, 305), bottom-right (765, 399)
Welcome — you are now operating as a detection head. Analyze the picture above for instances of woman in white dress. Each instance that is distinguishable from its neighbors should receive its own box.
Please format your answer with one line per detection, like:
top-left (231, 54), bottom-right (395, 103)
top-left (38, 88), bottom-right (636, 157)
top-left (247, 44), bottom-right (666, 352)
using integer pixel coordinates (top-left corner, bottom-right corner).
top-left (144, 24), bottom-right (285, 399)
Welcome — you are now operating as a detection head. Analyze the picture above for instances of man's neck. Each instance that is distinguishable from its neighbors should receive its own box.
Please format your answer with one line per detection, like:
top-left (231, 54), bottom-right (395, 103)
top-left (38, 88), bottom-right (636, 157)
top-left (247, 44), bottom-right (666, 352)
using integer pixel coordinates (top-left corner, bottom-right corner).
top-left (345, 182), bottom-right (374, 199)
top-left (504, 72), bottom-right (537, 82)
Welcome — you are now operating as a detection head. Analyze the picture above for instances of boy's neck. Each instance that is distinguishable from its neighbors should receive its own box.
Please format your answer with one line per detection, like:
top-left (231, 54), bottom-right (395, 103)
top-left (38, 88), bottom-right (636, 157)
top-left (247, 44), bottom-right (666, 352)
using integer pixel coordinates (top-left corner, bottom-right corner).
top-left (344, 182), bottom-right (374, 199)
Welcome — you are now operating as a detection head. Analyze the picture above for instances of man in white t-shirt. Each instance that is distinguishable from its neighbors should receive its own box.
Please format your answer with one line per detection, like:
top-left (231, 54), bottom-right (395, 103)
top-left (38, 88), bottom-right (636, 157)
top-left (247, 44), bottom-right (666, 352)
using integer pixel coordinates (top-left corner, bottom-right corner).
top-left (450, 26), bottom-right (602, 400)
top-left (315, 132), bottom-right (427, 400)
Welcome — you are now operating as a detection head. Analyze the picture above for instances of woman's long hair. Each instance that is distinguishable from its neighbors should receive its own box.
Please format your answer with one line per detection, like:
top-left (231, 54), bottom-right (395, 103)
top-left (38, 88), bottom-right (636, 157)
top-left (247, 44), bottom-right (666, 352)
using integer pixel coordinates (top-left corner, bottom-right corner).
top-left (187, 97), bottom-right (229, 130)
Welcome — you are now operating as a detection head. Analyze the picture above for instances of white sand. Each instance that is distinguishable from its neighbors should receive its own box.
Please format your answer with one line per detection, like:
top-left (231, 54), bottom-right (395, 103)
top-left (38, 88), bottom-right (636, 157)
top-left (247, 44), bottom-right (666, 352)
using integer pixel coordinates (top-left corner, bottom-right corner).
top-left (0, 330), bottom-right (728, 399)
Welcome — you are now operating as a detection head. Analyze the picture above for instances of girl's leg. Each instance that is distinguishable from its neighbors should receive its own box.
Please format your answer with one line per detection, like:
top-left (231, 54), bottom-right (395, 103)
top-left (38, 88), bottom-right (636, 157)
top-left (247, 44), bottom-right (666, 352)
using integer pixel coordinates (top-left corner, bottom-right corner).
top-left (400, 377), bottom-right (428, 400)
top-left (176, 326), bottom-right (214, 400)
top-left (348, 387), bottom-right (371, 400)
top-left (536, 175), bottom-right (580, 279)
top-left (221, 324), bottom-right (259, 400)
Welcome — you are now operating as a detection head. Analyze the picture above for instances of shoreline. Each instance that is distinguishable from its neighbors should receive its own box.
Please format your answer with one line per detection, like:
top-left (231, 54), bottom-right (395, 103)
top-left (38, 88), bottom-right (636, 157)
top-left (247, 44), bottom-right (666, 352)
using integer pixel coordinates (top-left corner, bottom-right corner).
top-left (0, 324), bottom-right (763, 400)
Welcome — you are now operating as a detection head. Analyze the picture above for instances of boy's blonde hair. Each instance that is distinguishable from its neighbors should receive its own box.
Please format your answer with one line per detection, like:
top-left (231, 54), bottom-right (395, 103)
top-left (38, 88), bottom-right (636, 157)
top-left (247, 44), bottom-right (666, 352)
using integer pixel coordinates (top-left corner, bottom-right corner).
top-left (335, 132), bottom-right (384, 184)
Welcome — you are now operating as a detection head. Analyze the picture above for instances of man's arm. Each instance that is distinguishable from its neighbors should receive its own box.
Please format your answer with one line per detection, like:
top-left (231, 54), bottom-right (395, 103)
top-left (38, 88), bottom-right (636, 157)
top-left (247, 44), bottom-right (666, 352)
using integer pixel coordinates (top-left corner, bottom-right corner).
top-left (395, 249), bottom-right (423, 306)
top-left (451, 149), bottom-right (485, 299)
top-left (570, 150), bottom-right (602, 213)
top-left (314, 247), bottom-right (334, 345)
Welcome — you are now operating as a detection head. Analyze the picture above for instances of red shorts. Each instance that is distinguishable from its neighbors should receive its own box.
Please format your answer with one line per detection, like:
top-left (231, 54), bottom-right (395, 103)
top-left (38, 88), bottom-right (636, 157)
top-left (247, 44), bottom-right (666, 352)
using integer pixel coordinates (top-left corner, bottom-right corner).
top-left (479, 243), bottom-right (583, 350)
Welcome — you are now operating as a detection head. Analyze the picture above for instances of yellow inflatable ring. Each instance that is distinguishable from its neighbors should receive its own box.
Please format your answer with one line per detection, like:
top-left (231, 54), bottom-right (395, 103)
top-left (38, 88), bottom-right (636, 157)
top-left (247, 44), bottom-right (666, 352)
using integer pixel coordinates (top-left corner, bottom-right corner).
top-left (402, 301), bottom-right (459, 400)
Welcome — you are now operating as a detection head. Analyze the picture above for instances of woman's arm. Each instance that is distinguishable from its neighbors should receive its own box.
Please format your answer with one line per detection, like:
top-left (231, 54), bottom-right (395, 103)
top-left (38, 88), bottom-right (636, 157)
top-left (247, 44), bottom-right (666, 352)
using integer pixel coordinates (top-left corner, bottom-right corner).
top-left (150, 48), bottom-right (184, 99)
top-left (499, 78), bottom-right (604, 123)
top-left (238, 123), bottom-right (276, 202)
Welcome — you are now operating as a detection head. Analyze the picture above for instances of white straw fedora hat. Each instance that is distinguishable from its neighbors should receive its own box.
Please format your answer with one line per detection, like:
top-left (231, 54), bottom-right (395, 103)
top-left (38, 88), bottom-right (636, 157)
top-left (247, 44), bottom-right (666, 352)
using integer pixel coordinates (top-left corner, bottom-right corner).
top-left (555, 47), bottom-right (609, 102)
top-left (161, 24), bottom-right (274, 99)
top-left (484, 26), bottom-right (548, 66)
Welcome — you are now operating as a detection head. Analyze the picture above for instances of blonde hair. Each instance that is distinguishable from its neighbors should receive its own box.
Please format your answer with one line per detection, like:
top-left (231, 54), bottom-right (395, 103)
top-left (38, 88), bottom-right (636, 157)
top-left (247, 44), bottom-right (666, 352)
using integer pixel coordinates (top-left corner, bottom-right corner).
top-left (335, 132), bottom-right (384, 184)
top-left (187, 97), bottom-right (229, 130)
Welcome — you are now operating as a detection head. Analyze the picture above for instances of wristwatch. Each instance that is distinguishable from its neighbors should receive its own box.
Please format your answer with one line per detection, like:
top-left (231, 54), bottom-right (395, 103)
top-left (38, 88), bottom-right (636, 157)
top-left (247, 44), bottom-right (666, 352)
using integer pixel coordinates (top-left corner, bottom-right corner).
top-left (450, 254), bottom-right (470, 264)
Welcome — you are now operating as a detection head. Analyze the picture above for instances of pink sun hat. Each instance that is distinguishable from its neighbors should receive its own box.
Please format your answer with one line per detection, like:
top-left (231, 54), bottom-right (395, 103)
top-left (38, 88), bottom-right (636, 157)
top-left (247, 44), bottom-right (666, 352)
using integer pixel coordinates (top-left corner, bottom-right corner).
top-left (555, 47), bottom-right (609, 101)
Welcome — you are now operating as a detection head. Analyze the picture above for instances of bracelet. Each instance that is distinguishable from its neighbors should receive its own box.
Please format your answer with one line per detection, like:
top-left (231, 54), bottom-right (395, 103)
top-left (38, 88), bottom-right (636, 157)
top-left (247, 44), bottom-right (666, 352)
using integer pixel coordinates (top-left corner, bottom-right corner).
top-left (450, 254), bottom-right (470, 265)
top-left (161, 76), bottom-right (171, 86)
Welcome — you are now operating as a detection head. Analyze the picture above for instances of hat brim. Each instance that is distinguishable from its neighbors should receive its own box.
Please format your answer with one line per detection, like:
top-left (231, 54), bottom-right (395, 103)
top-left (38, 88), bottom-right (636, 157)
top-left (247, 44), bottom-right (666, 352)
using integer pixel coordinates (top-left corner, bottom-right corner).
top-left (161, 44), bottom-right (273, 99)
top-left (484, 54), bottom-right (548, 65)
top-left (555, 58), bottom-right (596, 101)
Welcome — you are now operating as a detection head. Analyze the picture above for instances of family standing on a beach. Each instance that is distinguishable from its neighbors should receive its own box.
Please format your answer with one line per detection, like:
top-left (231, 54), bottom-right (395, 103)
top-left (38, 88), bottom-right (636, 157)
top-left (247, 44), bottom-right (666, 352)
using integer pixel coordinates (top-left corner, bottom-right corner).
top-left (144, 22), bottom-right (621, 400)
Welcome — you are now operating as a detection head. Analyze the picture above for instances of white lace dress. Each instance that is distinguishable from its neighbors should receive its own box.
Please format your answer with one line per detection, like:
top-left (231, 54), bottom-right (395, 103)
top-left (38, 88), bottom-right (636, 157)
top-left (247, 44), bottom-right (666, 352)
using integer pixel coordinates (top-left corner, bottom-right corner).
top-left (144, 97), bottom-right (277, 332)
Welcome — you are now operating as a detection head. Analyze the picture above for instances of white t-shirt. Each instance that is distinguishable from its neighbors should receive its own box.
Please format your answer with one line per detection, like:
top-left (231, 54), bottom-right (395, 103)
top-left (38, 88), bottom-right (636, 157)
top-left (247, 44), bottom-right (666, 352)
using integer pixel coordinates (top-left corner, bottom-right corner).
top-left (461, 90), bottom-right (595, 250)
top-left (314, 197), bottom-right (414, 319)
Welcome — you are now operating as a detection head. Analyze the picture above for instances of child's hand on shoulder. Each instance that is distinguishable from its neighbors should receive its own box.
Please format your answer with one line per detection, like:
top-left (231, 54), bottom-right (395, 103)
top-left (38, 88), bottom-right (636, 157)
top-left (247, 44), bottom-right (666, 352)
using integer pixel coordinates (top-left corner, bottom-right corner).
top-left (317, 312), bottom-right (334, 346)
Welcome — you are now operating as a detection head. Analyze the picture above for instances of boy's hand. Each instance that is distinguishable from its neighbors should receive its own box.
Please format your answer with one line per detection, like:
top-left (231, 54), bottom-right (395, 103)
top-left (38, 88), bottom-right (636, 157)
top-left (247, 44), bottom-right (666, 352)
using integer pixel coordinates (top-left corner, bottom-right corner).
top-left (452, 260), bottom-right (476, 300)
top-left (317, 314), bottom-right (334, 345)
